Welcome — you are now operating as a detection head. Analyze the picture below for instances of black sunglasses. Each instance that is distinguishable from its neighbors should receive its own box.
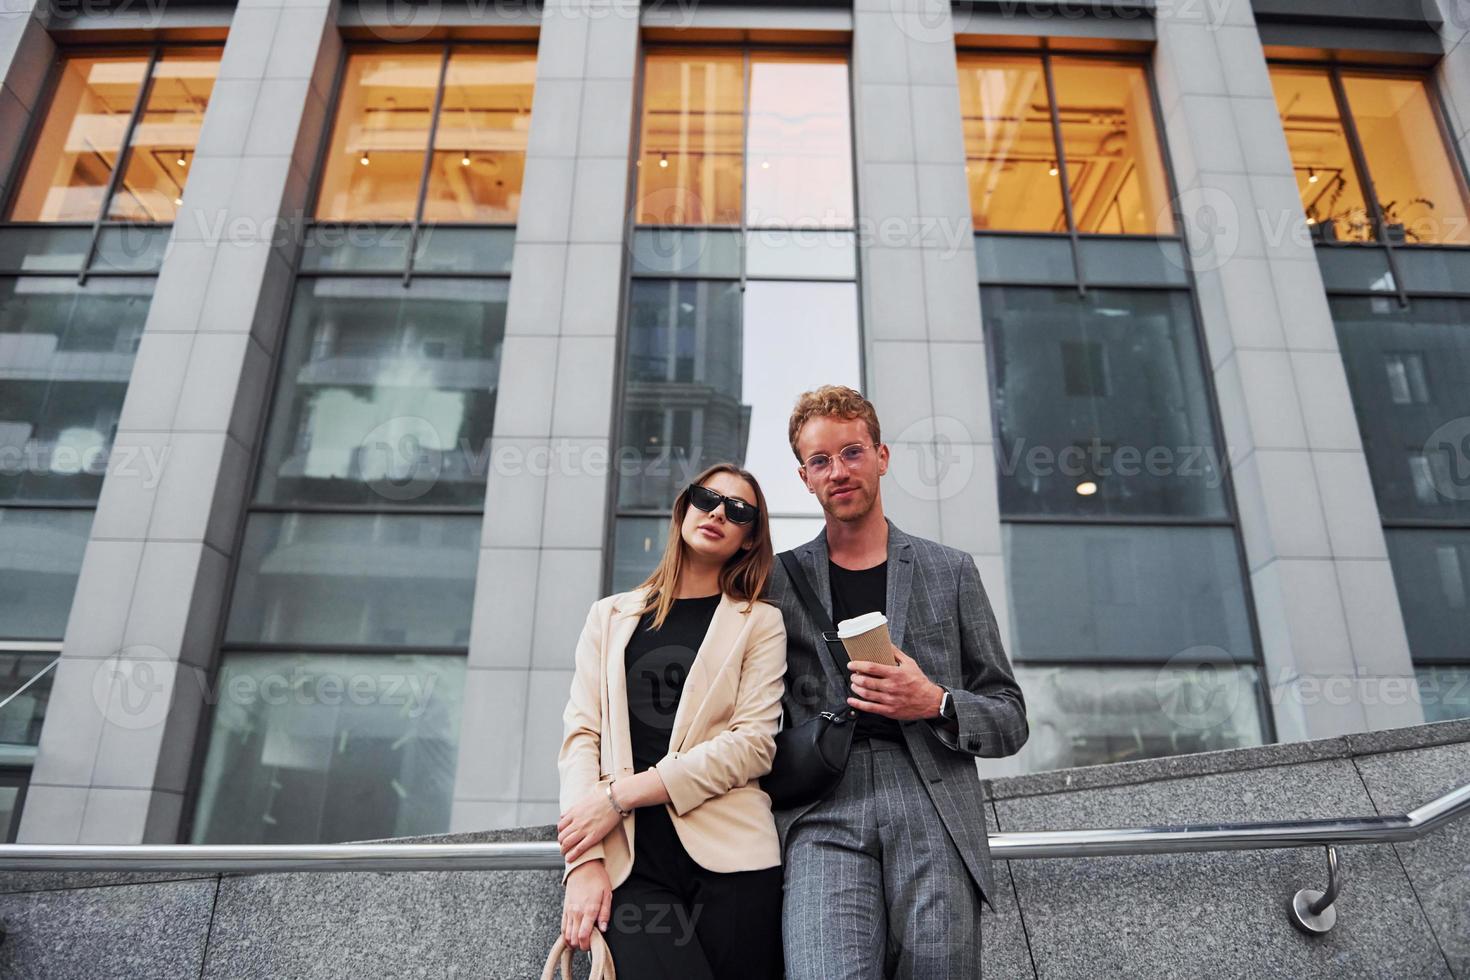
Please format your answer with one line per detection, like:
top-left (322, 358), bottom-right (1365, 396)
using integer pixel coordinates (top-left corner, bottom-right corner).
top-left (686, 484), bottom-right (759, 526)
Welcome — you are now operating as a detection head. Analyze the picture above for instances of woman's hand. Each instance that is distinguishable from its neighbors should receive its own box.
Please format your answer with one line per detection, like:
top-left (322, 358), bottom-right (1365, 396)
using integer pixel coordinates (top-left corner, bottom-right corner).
top-left (557, 786), bottom-right (623, 863)
top-left (562, 859), bottom-right (612, 951)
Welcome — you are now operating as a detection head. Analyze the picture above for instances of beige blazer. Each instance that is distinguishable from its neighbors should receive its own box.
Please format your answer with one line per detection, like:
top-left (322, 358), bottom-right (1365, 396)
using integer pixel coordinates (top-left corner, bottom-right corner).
top-left (557, 586), bottom-right (788, 888)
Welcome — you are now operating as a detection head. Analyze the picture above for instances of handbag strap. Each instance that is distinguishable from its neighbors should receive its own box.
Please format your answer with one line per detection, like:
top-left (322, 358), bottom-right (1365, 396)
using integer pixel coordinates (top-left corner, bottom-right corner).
top-left (541, 932), bottom-right (615, 980)
top-left (778, 550), bottom-right (857, 703)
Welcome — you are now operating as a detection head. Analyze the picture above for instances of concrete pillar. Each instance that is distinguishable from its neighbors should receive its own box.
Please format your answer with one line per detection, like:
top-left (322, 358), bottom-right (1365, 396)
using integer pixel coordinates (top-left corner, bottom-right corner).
top-left (1152, 0), bottom-right (1423, 742)
top-left (851, 0), bottom-right (1011, 647)
top-left (1431, 0), bottom-right (1470, 166)
top-left (0, 1), bottom-right (51, 188)
top-left (18, 0), bottom-right (341, 843)
top-left (450, 0), bottom-right (640, 831)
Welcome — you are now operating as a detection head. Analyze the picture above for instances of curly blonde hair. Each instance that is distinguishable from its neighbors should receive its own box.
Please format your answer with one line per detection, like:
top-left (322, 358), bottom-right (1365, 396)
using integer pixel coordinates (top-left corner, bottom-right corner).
top-left (787, 385), bottom-right (882, 463)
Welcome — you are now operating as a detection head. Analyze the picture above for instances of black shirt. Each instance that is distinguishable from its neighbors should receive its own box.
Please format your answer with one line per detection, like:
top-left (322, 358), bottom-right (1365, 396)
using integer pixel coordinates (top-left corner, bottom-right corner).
top-left (828, 560), bottom-right (904, 742)
top-left (624, 593), bottom-right (721, 772)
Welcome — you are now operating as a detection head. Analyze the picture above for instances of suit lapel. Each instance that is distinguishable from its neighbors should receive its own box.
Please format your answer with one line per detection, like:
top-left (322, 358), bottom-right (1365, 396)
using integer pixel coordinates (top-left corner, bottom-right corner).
top-left (790, 528), bottom-right (850, 696)
top-left (797, 528), bottom-right (834, 623)
top-left (884, 518), bottom-right (914, 653)
top-left (606, 588), bottom-right (647, 776)
top-left (669, 593), bottom-right (742, 753)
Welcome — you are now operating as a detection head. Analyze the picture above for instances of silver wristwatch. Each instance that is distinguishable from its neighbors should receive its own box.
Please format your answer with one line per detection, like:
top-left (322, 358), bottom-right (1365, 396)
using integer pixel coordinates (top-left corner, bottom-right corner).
top-left (938, 687), bottom-right (957, 722)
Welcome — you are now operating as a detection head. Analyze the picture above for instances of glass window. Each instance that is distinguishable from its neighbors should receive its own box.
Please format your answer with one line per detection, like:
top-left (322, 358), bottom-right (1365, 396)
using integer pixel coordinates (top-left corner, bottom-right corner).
top-left (1386, 530), bottom-right (1470, 665)
top-left (618, 279), bottom-right (743, 513)
top-left (1330, 297), bottom-right (1470, 523)
top-left (745, 52), bottom-right (853, 228)
top-left (0, 508), bottom-right (93, 640)
top-left (984, 287), bottom-right (1227, 519)
top-left (106, 49), bottom-right (219, 222)
top-left (741, 281), bottom-right (861, 514)
top-left (1270, 66), bottom-right (1470, 245)
top-left (0, 277), bottom-right (155, 504)
top-left (612, 516), bottom-right (668, 593)
top-left (1416, 664), bottom-right (1470, 723)
top-left (1004, 523), bottom-right (1256, 663)
top-left (958, 55), bottom-right (1064, 233)
top-left (316, 51), bottom-right (440, 221)
top-left (253, 277), bottom-right (507, 507)
top-left (1271, 66), bottom-right (1376, 243)
top-left (1009, 662), bottom-right (1265, 772)
top-left (636, 50), bottom-right (745, 225)
top-left (314, 47), bottom-right (535, 223)
top-left (1049, 58), bottom-right (1174, 235)
top-left (0, 770), bottom-right (26, 842)
top-left (190, 652), bottom-right (464, 843)
top-left (8, 50), bottom-right (220, 223)
top-left (958, 54), bottom-right (1173, 235)
top-left (635, 49), bottom-right (853, 228)
top-left (615, 279), bottom-right (859, 518)
top-left (9, 55), bottom-right (148, 222)
top-left (0, 652), bottom-right (55, 745)
top-left (421, 50), bottom-right (535, 223)
top-left (225, 513), bottom-right (481, 648)
top-left (1340, 74), bottom-right (1470, 246)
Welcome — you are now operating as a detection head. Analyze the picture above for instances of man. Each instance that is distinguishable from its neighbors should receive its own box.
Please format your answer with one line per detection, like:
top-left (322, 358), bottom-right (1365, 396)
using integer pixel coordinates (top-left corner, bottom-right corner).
top-left (765, 384), bottom-right (1029, 979)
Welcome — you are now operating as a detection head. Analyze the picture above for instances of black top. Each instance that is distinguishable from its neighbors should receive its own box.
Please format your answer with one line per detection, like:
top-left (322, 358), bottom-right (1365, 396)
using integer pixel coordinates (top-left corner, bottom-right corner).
top-left (828, 560), bottom-right (904, 742)
top-left (624, 593), bottom-right (722, 772)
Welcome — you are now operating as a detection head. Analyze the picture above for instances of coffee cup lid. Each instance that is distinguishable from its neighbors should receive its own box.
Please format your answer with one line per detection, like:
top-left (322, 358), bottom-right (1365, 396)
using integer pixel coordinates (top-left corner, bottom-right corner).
top-left (837, 611), bottom-right (888, 638)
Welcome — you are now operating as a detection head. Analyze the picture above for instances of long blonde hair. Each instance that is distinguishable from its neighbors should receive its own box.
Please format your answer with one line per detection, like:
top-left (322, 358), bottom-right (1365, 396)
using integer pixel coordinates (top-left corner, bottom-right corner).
top-left (626, 463), bottom-right (774, 630)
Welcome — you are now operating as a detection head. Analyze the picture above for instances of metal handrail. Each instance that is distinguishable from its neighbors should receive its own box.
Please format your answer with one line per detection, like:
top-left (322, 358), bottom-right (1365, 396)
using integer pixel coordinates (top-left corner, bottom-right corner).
top-left (0, 779), bottom-right (1462, 872)
top-left (0, 778), bottom-right (1463, 934)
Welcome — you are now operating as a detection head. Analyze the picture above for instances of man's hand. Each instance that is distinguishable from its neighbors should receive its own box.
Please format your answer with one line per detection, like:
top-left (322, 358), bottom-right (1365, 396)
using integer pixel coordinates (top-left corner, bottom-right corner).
top-left (557, 787), bottom-right (623, 863)
top-left (848, 648), bottom-right (945, 721)
top-left (562, 859), bottom-right (612, 951)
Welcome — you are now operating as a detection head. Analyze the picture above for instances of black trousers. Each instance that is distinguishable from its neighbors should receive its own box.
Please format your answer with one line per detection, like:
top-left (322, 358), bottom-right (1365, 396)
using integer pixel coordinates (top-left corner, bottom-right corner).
top-left (603, 802), bottom-right (784, 979)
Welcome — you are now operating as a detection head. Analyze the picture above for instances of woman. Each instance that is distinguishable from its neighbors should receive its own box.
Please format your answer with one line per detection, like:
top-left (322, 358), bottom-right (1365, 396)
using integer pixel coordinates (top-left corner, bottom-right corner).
top-left (556, 463), bottom-right (787, 979)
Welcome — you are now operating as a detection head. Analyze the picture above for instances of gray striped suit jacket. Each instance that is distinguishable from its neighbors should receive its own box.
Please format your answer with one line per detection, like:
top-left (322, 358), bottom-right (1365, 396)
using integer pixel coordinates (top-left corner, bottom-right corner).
top-left (766, 518), bottom-right (1029, 910)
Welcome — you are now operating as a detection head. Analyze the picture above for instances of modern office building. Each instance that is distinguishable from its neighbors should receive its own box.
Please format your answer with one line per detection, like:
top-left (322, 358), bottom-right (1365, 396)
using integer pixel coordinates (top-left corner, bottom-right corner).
top-left (0, 0), bottom-right (1466, 847)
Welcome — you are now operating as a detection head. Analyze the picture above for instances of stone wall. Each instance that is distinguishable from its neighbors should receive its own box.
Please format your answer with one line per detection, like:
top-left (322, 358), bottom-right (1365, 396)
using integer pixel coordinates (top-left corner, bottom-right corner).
top-left (2, 718), bottom-right (1465, 978)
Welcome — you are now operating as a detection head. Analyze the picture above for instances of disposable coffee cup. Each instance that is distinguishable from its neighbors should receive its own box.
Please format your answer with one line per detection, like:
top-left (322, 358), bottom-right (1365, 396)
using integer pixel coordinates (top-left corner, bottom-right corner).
top-left (837, 612), bottom-right (896, 666)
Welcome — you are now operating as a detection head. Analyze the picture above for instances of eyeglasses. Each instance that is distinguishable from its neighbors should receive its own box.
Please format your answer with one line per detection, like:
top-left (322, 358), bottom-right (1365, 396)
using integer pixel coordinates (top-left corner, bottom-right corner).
top-left (803, 443), bottom-right (875, 477)
top-left (687, 484), bottom-right (759, 525)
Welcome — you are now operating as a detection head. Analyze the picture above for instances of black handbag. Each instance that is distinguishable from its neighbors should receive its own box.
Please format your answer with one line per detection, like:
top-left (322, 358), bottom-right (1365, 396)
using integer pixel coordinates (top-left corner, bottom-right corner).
top-left (763, 551), bottom-right (858, 810)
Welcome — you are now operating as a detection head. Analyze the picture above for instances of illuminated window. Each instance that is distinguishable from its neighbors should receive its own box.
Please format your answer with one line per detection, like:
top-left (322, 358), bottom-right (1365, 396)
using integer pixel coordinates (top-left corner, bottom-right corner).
top-left (958, 53), bottom-right (1174, 236)
top-left (314, 46), bottom-right (535, 223)
top-left (8, 49), bottom-right (220, 223)
top-left (1270, 65), bottom-right (1470, 246)
top-left (635, 49), bottom-right (853, 227)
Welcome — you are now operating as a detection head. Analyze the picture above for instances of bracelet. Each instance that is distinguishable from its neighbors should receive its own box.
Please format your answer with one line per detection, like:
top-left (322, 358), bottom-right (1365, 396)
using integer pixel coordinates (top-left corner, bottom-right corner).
top-left (605, 780), bottom-right (632, 817)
